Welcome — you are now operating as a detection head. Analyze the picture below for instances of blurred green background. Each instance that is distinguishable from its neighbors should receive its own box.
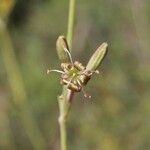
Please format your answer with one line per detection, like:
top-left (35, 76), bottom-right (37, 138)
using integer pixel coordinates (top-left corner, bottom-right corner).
top-left (0, 0), bottom-right (150, 150)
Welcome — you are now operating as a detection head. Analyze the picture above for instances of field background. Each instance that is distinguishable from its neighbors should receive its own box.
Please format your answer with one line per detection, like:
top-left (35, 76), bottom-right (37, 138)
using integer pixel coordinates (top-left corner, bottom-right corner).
top-left (0, 0), bottom-right (150, 150)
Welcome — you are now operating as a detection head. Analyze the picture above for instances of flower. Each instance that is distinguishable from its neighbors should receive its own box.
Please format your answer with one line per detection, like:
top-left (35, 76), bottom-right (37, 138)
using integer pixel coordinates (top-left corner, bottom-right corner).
top-left (47, 36), bottom-right (108, 98)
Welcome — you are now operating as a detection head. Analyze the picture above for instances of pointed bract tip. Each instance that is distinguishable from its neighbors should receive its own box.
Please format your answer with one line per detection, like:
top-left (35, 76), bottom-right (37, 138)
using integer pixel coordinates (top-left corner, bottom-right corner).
top-left (102, 42), bottom-right (108, 47)
top-left (57, 35), bottom-right (65, 40)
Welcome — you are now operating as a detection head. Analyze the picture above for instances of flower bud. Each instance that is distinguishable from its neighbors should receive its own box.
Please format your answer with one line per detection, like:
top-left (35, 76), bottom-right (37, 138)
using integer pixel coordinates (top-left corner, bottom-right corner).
top-left (86, 42), bottom-right (108, 71)
top-left (56, 35), bottom-right (71, 63)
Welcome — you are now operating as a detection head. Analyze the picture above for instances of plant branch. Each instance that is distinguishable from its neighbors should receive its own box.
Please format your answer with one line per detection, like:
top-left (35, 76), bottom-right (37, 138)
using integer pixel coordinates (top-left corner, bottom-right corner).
top-left (58, 1), bottom-right (76, 150)
top-left (67, 0), bottom-right (76, 49)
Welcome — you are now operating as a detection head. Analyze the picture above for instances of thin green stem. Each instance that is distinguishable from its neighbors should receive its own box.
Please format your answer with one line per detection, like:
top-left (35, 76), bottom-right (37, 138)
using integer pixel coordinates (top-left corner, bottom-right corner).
top-left (58, 87), bottom-right (73, 150)
top-left (60, 120), bottom-right (67, 150)
top-left (58, 94), bottom-right (67, 150)
top-left (67, 0), bottom-right (76, 49)
top-left (58, 1), bottom-right (76, 150)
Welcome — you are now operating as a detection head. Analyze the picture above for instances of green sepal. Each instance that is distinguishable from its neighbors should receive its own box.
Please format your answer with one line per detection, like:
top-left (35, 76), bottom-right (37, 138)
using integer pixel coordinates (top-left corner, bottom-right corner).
top-left (86, 42), bottom-right (108, 71)
top-left (56, 35), bottom-right (71, 63)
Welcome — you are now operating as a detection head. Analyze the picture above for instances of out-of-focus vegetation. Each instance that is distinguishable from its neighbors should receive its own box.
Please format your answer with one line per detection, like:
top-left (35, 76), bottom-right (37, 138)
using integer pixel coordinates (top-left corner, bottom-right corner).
top-left (0, 0), bottom-right (150, 150)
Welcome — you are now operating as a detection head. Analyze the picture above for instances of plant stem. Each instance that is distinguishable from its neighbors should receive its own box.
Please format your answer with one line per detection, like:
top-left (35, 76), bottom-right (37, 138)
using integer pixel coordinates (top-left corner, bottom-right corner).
top-left (58, 87), bottom-right (73, 150)
top-left (67, 0), bottom-right (76, 49)
top-left (58, 93), bottom-right (68, 150)
top-left (58, 2), bottom-right (76, 149)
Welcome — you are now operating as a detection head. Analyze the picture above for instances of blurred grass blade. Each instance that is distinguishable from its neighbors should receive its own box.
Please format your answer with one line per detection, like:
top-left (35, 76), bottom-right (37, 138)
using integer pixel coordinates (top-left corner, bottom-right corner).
top-left (56, 35), bottom-right (71, 63)
top-left (86, 42), bottom-right (108, 71)
top-left (0, 18), bottom-right (46, 150)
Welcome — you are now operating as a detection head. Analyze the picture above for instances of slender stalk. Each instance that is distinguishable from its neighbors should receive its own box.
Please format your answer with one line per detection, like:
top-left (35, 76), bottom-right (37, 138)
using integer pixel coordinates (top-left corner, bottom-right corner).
top-left (67, 0), bottom-right (76, 49)
top-left (58, 1), bottom-right (76, 150)
top-left (58, 94), bottom-right (68, 150)
top-left (58, 88), bottom-right (73, 150)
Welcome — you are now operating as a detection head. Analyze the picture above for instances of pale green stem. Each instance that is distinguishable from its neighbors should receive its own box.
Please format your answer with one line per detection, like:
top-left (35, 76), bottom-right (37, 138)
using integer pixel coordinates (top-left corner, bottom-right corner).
top-left (0, 18), bottom-right (46, 150)
top-left (58, 1), bottom-right (76, 150)
top-left (67, 0), bottom-right (76, 49)
top-left (58, 87), bottom-right (73, 150)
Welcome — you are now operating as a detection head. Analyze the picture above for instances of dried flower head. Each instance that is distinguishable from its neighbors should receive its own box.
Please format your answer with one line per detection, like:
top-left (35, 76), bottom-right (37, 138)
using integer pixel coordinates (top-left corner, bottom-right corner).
top-left (47, 36), bottom-right (108, 98)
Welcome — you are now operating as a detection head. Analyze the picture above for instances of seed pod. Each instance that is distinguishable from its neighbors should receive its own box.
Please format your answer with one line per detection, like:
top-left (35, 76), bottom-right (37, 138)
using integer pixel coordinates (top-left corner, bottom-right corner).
top-left (86, 42), bottom-right (108, 71)
top-left (56, 35), bottom-right (71, 63)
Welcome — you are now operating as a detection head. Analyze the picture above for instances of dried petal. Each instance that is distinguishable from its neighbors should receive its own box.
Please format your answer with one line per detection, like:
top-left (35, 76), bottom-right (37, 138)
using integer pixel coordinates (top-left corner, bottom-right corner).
top-left (86, 42), bottom-right (108, 71)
